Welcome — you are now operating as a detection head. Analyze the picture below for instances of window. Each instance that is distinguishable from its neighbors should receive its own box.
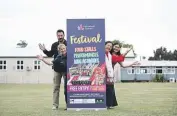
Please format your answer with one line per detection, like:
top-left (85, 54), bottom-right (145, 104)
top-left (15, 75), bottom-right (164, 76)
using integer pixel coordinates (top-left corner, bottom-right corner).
top-left (163, 67), bottom-right (175, 74)
top-left (140, 68), bottom-right (149, 74)
top-left (127, 68), bottom-right (132, 74)
top-left (156, 68), bottom-right (162, 74)
top-left (34, 60), bottom-right (41, 70)
top-left (127, 68), bottom-right (135, 74)
top-left (136, 68), bottom-right (140, 74)
top-left (16, 60), bottom-right (24, 70)
top-left (151, 68), bottom-right (156, 74)
top-left (0, 60), bottom-right (7, 70)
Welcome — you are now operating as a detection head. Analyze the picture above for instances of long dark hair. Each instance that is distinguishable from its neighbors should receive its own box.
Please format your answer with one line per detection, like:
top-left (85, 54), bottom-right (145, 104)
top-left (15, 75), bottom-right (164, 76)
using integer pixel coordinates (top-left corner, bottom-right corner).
top-left (105, 41), bottom-right (113, 45)
top-left (111, 42), bottom-right (121, 56)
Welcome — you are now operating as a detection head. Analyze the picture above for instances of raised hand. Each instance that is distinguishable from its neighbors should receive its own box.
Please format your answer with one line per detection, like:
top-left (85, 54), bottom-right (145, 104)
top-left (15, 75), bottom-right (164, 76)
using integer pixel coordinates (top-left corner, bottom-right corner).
top-left (38, 43), bottom-right (46, 51)
top-left (37, 55), bottom-right (44, 60)
top-left (126, 46), bottom-right (133, 53)
top-left (123, 46), bottom-right (133, 57)
top-left (130, 45), bottom-right (133, 50)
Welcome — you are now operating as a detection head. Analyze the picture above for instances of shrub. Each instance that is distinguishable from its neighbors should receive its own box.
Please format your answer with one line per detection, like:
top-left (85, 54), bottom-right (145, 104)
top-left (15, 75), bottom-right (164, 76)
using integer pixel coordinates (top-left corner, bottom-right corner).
top-left (152, 74), bottom-right (164, 82)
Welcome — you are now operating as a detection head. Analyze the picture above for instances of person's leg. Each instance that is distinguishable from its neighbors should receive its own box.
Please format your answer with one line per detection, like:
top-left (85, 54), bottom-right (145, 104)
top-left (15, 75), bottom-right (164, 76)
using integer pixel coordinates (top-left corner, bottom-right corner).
top-left (53, 71), bottom-right (62, 110)
top-left (64, 75), bottom-right (67, 104)
top-left (106, 84), bottom-right (114, 109)
top-left (62, 72), bottom-right (67, 110)
top-left (111, 84), bottom-right (118, 107)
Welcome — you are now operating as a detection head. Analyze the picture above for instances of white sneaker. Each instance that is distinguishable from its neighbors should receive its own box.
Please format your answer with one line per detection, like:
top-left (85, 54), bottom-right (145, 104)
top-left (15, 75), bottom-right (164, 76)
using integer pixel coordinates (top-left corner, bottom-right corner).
top-left (76, 109), bottom-right (81, 111)
top-left (52, 106), bottom-right (58, 110)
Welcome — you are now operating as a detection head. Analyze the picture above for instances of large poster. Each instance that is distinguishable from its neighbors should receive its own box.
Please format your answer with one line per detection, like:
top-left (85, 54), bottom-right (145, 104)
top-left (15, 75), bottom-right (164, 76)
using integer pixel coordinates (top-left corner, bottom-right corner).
top-left (67, 19), bottom-right (106, 110)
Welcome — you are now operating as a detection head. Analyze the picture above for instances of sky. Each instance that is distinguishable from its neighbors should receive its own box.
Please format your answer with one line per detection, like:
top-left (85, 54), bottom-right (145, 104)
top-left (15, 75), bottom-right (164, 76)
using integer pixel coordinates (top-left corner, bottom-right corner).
top-left (0, 0), bottom-right (177, 57)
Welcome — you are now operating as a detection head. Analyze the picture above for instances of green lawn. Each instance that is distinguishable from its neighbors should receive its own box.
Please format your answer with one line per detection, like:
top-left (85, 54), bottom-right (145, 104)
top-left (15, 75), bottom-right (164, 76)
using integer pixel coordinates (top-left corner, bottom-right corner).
top-left (0, 83), bottom-right (177, 116)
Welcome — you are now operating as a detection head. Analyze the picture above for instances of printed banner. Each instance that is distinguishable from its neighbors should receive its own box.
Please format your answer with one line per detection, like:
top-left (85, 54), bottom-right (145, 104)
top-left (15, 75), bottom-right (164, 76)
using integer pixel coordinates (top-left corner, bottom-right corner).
top-left (66, 19), bottom-right (106, 110)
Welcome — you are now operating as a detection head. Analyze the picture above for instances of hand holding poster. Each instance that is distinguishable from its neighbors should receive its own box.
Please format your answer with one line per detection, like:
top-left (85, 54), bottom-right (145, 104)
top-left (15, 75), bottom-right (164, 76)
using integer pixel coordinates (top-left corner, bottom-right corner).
top-left (67, 19), bottom-right (106, 110)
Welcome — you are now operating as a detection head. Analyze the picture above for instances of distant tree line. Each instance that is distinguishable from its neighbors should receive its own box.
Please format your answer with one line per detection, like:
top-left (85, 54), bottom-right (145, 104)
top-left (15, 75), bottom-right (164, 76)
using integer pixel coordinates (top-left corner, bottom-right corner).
top-left (148, 47), bottom-right (177, 60)
top-left (112, 39), bottom-right (137, 57)
top-left (112, 40), bottom-right (133, 48)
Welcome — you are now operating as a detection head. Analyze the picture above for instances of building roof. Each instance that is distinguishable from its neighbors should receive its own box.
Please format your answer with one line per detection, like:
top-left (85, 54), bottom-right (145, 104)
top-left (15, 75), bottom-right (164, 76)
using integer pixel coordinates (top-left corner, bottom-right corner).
top-left (123, 60), bottom-right (177, 67)
top-left (0, 46), bottom-right (135, 58)
top-left (0, 45), bottom-right (43, 58)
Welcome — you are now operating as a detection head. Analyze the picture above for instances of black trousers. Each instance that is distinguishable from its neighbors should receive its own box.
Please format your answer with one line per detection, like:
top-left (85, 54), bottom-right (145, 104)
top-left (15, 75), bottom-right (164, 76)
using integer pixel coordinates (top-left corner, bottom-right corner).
top-left (64, 75), bottom-right (67, 104)
top-left (106, 84), bottom-right (118, 107)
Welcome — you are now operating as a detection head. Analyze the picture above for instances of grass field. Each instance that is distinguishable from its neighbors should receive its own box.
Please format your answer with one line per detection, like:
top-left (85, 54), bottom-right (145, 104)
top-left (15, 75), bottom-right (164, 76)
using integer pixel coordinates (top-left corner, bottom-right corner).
top-left (0, 83), bottom-right (177, 116)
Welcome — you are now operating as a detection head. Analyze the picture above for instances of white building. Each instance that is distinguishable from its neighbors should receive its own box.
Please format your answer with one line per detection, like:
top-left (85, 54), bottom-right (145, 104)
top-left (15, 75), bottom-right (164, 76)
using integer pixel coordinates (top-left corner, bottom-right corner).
top-left (118, 60), bottom-right (177, 82)
top-left (0, 46), bottom-right (136, 84)
top-left (0, 46), bottom-right (54, 84)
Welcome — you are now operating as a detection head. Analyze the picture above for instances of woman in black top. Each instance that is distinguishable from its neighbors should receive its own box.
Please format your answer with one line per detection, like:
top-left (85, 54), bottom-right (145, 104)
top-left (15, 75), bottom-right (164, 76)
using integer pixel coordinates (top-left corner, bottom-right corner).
top-left (37, 44), bottom-right (67, 110)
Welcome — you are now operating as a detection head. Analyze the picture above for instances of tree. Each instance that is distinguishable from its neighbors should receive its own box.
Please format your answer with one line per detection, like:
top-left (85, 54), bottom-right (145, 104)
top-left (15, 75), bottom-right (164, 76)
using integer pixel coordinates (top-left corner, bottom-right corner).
top-left (148, 46), bottom-right (177, 61)
top-left (148, 56), bottom-right (154, 60)
top-left (173, 50), bottom-right (177, 60)
top-left (111, 39), bottom-right (136, 57)
top-left (112, 40), bottom-right (121, 45)
top-left (112, 39), bottom-right (133, 48)
top-left (17, 40), bottom-right (28, 48)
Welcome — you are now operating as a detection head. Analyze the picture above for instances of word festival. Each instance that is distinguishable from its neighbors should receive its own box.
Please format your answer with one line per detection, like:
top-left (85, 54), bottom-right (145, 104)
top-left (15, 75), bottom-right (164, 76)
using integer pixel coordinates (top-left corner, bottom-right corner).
top-left (70, 33), bottom-right (102, 44)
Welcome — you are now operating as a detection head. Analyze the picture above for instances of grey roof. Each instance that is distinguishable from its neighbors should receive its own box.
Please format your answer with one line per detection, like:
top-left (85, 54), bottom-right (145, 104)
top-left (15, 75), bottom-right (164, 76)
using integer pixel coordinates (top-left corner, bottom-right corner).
top-left (124, 60), bottom-right (177, 67)
top-left (0, 45), bottom-right (42, 57)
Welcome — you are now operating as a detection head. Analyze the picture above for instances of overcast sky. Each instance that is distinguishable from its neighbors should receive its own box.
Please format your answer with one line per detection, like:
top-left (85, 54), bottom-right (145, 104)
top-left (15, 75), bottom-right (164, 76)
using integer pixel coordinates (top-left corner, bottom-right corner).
top-left (0, 0), bottom-right (177, 57)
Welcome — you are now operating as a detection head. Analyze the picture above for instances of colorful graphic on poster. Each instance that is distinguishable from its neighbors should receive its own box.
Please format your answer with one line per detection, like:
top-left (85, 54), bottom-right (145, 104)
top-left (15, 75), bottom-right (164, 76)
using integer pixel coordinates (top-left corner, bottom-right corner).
top-left (67, 19), bottom-right (106, 110)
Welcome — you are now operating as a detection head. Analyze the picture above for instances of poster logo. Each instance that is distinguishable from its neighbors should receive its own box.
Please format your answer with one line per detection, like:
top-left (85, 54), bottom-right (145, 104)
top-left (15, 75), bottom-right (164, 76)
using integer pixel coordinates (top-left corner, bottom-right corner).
top-left (77, 24), bottom-right (95, 31)
top-left (77, 24), bottom-right (84, 30)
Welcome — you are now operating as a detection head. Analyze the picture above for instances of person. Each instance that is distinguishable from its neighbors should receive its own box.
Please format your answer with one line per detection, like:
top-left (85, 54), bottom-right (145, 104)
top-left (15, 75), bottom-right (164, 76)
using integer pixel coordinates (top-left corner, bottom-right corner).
top-left (37, 44), bottom-right (67, 110)
top-left (105, 41), bottom-right (125, 109)
top-left (111, 42), bottom-right (140, 68)
top-left (110, 42), bottom-right (140, 109)
top-left (38, 29), bottom-right (67, 59)
top-left (38, 29), bottom-right (67, 110)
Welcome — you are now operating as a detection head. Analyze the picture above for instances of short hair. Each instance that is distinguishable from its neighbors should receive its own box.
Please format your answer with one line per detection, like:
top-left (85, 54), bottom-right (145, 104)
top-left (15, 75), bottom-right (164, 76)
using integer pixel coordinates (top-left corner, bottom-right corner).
top-left (57, 44), bottom-right (66, 50)
top-left (56, 29), bottom-right (65, 34)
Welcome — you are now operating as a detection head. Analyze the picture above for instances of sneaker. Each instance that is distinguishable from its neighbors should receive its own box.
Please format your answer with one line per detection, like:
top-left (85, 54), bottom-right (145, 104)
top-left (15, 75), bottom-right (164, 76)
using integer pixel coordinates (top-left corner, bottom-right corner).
top-left (107, 107), bottom-right (113, 109)
top-left (52, 106), bottom-right (58, 110)
top-left (76, 109), bottom-right (81, 111)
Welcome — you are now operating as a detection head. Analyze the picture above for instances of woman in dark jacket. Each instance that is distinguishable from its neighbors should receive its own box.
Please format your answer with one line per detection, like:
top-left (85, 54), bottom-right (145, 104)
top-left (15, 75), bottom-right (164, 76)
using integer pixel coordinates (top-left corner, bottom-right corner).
top-left (37, 44), bottom-right (67, 110)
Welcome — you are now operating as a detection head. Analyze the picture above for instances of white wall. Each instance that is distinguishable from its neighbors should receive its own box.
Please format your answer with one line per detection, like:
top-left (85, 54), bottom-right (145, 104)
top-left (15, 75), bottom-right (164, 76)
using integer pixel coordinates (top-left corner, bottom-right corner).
top-left (0, 57), bottom-right (135, 84)
top-left (0, 57), bottom-right (63, 84)
top-left (125, 58), bottom-right (135, 61)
